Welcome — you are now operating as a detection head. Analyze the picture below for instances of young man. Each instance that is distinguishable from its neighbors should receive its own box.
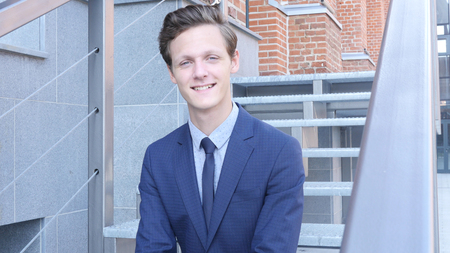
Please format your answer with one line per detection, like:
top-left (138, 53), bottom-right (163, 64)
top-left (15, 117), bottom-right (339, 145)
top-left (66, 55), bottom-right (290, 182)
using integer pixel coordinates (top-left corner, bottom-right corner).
top-left (136, 5), bottom-right (305, 252)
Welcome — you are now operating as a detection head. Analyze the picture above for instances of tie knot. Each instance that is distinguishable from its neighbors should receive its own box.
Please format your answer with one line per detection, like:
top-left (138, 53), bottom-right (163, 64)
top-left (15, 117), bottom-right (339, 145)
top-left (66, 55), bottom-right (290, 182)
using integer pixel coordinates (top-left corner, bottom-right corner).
top-left (201, 137), bottom-right (216, 154)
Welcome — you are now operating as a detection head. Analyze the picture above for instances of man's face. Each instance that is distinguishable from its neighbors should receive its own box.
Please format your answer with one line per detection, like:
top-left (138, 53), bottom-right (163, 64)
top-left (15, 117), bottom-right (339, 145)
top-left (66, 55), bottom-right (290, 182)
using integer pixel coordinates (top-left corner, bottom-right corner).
top-left (168, 24), bottom-right (239, 115)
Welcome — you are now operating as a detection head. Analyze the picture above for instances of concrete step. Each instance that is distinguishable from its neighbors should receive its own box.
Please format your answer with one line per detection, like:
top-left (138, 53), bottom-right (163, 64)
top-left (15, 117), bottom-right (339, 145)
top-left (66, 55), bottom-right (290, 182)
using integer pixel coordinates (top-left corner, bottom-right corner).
top-left (234, 92), bottom-right (371, 105)
top-left (297, 247), bottom-right (339, 253)
top-left (231, 71), bottom-right (375, 87)
top-left (304, 182), bottom-right (353, 196)
top-left (103, 220), bottom-right (345, 248)
top-left (299, 223), bottom-right (345, 247)
top-left (104, 219), bottom-right (139, 239)
top-left (302, 148), bottom-right (360, 158)
top-left (123, 181), bottom-right (352, 249)
top-left (264, 117), bottom-right (366, 127)
top-left (135, 182), bottom-right (354, 199)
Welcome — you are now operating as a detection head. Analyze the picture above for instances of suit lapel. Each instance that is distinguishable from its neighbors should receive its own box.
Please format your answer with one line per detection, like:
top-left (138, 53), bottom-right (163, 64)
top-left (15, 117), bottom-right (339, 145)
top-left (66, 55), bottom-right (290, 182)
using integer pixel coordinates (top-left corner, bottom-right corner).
top-left (206, 107), bottom-right (255, 249)
top-left (174, 124), bottom-right (208, 250)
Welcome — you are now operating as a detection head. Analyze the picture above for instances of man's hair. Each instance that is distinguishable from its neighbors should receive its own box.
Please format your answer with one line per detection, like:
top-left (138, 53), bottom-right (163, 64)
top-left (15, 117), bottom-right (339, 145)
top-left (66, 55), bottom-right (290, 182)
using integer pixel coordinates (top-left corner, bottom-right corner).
top-left (158, 5), bottom-right (237, 68)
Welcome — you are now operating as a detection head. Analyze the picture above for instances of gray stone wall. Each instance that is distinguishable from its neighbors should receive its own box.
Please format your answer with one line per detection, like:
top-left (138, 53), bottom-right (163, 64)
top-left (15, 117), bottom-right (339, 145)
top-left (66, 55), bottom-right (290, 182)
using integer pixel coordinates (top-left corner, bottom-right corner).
top-left (113, 0), bottom-right (183, 225)
top-left (0, 0), bottom-right (89, 252)
top-left (0, 0), bottom-right (261, 251)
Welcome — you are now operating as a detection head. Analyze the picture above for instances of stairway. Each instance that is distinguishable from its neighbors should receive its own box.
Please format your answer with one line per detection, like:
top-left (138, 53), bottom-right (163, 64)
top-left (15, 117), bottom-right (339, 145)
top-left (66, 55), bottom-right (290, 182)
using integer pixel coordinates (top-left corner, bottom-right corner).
top-left (103, 71), bottom-right (375, 251)
top-left (231, 71), bottom-right (374, 248)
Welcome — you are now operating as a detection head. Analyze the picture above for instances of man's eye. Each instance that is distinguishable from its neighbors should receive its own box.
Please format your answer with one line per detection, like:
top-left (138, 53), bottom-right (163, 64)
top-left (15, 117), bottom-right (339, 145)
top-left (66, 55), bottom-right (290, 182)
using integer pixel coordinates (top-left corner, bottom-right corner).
top-left (208, 56), bottom-right (218, 61)
top-left (180, 61), bottom-right (190, 66)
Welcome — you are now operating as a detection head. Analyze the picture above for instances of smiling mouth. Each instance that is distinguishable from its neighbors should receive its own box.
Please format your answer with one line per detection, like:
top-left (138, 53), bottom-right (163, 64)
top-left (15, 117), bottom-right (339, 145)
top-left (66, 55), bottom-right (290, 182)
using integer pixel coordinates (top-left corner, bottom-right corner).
top-left (193, 84), bottom-right (215, 91)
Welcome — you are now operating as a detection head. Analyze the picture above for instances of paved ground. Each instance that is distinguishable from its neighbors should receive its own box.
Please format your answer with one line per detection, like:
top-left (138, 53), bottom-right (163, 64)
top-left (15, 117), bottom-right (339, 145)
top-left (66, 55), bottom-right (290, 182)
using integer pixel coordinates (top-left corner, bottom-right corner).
top-left (438, 173), bottom-right (450, 253)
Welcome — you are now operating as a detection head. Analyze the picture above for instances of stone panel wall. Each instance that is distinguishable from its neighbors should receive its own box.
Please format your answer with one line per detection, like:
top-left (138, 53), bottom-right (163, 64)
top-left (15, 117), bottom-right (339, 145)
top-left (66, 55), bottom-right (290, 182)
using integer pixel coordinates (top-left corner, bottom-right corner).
top-left (0, 1), bottom-right (89, 252)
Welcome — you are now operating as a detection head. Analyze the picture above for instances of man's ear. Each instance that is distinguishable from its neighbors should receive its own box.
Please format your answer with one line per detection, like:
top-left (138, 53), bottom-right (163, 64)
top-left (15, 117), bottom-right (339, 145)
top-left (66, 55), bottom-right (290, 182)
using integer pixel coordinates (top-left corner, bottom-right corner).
top-left (230, 50), bottom-right (240, 74)
top-left (167, 64), bottom-right (177, 84)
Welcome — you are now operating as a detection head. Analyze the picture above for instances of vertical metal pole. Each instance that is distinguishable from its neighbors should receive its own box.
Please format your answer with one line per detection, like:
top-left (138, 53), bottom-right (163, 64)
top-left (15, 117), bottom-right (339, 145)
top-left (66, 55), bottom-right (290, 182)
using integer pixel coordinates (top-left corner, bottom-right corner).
top-left (88, 0), bottom-right (114, 252)
top-left (246, 0), bottom-right (249, 28)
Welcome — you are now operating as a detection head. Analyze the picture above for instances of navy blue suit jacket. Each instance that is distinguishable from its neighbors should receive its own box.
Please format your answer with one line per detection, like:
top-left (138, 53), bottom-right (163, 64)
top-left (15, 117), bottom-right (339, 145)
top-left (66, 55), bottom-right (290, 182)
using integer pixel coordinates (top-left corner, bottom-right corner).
top-left (136, 104), bottom-right (305, 253)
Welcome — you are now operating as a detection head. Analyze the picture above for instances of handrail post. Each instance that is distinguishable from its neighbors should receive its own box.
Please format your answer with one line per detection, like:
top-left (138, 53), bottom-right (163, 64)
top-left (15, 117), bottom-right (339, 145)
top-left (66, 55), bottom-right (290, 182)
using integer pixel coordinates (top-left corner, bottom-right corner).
top-left (88, 0), bottom-right (114, 252)
top-left (340, 0), bottom-right (439, 251)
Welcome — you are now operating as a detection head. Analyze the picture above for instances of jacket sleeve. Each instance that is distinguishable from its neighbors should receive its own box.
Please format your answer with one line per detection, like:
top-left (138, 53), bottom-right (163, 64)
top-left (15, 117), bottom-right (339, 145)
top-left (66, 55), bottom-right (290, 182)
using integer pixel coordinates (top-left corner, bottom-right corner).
top-left (135, 146), bottom-right (177, 253)
top-left (251, 137), bottom-right (305, 253)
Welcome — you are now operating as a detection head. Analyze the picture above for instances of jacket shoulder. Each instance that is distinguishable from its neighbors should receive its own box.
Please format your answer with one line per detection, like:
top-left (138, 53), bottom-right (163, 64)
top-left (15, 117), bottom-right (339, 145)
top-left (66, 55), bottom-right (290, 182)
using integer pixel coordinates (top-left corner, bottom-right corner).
top-left (145, 123), bottom-right (188, 153)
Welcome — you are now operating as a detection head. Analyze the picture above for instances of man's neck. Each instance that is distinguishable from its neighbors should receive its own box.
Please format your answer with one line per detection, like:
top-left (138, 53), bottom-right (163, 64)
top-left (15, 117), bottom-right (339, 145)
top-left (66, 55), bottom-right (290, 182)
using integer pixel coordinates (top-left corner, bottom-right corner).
top-left (189, 101), bottom-right (234, 136)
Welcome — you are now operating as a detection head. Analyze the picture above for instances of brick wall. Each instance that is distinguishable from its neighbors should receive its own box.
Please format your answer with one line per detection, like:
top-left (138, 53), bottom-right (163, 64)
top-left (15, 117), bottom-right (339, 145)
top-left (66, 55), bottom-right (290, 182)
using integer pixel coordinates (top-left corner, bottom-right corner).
top-left (342, 58), bottom-right (375, 71)
top-left (337, 0), bottom-right (368, 53)
top-left (229, 0), bottom-right (391, 75)
top-left (337, 0), bottom-right (377, 72)
top-left (249, 0), bottom-right (289, 75)
top-left (384, 0), bottom-right (390, 22)
top-left (228, 0), bottom-right (247, 26)
top-left (366, 0), bottom-right (386, 64)
top-left (288, 14), bottom-right (342, 74)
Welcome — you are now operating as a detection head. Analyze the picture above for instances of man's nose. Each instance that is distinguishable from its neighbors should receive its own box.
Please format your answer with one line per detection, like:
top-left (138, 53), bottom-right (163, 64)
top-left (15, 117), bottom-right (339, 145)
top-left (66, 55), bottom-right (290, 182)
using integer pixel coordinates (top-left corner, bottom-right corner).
top-left (193, 62), bottom-right (208, 79)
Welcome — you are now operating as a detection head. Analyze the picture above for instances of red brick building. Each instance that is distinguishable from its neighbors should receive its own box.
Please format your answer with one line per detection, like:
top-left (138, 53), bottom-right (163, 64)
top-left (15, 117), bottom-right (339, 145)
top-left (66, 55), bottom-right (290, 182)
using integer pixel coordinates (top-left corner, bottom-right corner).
top-left (226, 0), bottom-right (391, 75)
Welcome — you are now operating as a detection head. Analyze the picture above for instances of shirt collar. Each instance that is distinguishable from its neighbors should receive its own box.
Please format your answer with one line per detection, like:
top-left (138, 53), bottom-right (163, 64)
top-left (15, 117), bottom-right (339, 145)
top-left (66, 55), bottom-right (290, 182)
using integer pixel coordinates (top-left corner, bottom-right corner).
top-left (188, 102), bottom-right (239, 151)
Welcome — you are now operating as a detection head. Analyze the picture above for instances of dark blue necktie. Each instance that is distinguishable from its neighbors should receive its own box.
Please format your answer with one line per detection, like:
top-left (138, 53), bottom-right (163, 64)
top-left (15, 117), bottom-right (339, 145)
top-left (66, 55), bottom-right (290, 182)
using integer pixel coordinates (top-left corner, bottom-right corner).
top-left (201, 137), bottom-right (215, 230)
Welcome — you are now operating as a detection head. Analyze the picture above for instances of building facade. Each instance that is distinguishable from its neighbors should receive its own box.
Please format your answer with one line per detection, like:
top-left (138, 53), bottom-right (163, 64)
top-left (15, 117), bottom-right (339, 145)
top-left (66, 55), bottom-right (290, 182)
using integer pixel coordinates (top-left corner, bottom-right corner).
top-left (226, 0), bottom-right (390, 75)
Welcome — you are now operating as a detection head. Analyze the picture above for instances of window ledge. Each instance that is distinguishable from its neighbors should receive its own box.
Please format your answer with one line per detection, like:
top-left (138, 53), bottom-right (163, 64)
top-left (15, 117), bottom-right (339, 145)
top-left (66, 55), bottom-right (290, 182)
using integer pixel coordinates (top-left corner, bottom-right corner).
top-left (0, 43), bottom-right (49, 59)
top-left (342, 52), bottom-right (375, 66)
top-left (268, 0), bottom-right (342, 30)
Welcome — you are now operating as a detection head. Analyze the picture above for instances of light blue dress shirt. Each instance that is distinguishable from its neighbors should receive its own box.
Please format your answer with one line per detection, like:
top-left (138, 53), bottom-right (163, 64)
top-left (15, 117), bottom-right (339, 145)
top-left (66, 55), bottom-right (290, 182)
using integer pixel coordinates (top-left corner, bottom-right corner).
top-left (188, 102), bottom-right (239, 203)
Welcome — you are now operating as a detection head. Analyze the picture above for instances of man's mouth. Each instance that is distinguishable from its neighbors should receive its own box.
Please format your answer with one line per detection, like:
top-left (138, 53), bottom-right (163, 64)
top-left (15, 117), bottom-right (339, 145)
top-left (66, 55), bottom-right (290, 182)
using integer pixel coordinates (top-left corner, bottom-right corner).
top-left (193, 84), bottom-right (215, 91)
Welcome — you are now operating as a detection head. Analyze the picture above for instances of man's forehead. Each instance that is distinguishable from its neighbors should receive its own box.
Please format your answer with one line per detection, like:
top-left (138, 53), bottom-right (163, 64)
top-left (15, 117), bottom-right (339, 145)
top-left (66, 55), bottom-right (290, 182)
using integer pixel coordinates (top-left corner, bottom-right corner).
top-left (170, 25), bottom-right (228, 58)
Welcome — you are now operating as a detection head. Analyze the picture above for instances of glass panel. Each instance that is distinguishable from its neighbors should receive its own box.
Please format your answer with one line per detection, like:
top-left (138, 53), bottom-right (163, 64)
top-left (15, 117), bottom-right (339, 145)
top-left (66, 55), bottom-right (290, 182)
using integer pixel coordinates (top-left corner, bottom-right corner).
top-left (439, 55), bottom-right (450, 77)
top-left (438, 25), bottom-right (445, 35)
top-left (441, 106), bottom-right (450, 119)
top-left (448, 151), bottom-right (450, 171)
top-left (439, 39), bottom-right (447, 53)
top-left (438, 124), bottom-right (444, 146)
top-left (437, 0), bottom-right (449, 24)
top-left (447, 124), bottom-right (450, 145)
top-left (438, 148), bottom-right (445, 171)
top-left (439, 25), bottom-right (450, 35)
top-left (439, 55), bottom-right (450, 102)
top-left (440, 78), bottom-right (450, 101)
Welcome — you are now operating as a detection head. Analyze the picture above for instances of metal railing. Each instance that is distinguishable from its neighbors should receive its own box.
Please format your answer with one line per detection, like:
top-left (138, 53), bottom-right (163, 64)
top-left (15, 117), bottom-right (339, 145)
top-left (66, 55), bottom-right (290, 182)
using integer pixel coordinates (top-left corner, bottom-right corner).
top-left (0, 0), bottom-right (71, 37)
top-left (0, 0), bottom-right (112, 252)
top-left (341, 0), bottom-right (440, 251)
top-left (0, 0), bottom-right (177, 251)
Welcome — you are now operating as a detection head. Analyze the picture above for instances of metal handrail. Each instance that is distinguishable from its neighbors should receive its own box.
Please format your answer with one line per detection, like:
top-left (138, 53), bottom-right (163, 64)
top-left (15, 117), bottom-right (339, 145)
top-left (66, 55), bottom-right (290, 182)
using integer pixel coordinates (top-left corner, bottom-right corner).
top-left (341, 0), bottom-right (440, 252)
top-left (0, 1), bottom-right (113, 253)
top-left (0, 0), bottom-right (71, 37)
